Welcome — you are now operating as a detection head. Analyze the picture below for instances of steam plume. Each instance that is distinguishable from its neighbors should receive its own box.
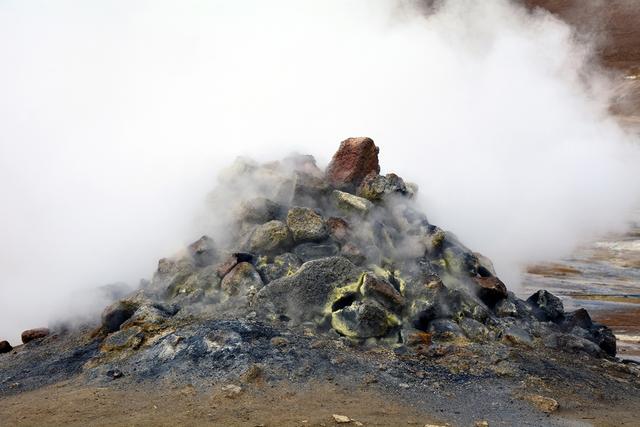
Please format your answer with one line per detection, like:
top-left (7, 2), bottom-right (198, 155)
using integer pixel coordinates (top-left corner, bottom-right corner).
top-left (1, 0), bottom-right (639, 343)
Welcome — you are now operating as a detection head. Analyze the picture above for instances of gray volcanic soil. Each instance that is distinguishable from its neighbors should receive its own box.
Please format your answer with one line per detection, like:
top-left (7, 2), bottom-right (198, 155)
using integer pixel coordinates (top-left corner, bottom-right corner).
top-left (1, 315), bottom-right (640, 426)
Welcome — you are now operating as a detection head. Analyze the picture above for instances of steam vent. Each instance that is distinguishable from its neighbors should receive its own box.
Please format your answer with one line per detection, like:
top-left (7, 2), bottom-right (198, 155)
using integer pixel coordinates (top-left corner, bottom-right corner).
top-left (107, 137), bottom-right (615, 355)
top-left (5, 138), bottom-right (636, 426)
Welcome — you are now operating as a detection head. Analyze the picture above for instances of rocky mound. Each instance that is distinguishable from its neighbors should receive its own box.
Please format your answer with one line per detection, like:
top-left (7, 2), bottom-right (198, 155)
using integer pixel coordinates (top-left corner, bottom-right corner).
top-left (86, 137), bottom-right (615, 359)
top-left (3, 138), bottom-right (639, 426)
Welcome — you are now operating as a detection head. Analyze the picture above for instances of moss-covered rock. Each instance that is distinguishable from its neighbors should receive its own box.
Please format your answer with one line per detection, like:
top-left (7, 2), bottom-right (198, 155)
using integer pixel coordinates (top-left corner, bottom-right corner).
top-left (286, 207), bottom-right (328, 242)
top-left (255, 257), bottom-right (362, 321)
top-left (332, 190), bottom-right (373, 215)
top-left (360, 273), bottom-right (405, 312)
top-left (357, 173), bottom-right (408, 201)
top-left (220, 262), bottom-right (263, 296)
top-left (101, 326), bottom-right (144, 352)
top-left (256, 252), bottom-right (302, 283)
top-left (331, 301), bottom-right (397, 338)
top-left (248, 220), bottom-right (292, 254)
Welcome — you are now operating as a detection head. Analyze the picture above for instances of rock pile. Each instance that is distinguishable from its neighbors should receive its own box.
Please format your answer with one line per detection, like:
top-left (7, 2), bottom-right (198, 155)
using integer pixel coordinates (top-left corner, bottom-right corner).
top-left (0, 143), bottom-right (538, 378)
top-left (83, 136), bottom-right (616, 360)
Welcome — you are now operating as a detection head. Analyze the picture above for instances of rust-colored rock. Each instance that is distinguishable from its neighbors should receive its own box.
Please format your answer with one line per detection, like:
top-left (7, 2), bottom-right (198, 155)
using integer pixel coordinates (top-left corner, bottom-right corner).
top-left (21, 328), bottom-right (50, 344)
top-left (326, 217), bottom-right (350, 242)
top-left (325, 137), bottom-right (380, 190)
top-left (361, 273), bottom-right (405, 311)
top-left (474, 276), bottom-right (508, 304)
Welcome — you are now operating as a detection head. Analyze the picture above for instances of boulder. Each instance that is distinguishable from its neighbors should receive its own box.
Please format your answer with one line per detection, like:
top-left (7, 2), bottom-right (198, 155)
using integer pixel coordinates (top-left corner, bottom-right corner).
top-left (591, 324), bottom-right (616, 356)
top-left (357, 173), bottom-right (408, 201)
top-left (473, 276), bottom-right (508, 305)
top-left (428, 319), bottom-right (465, 340)
top-left (151, 257), bottom-right (196, 297)
top-left (494, 294), bottom-right (532, 318)
top-left (169, 265), bottom-right (220, 298)
top-left (237, 197), bottom-right (283, 224)
top-left (256, 252), bottom-right (302, 283)
top-left (286, 207), bottom-right (328, 242)
top-left (332, 190), bottom-right (373, 215)
top-left (326, 137), bottom-right (380, 190)
top-left (543, 332), bottom-right (604, 357)
top-left (0, 340), bottom-right (12, 354)
top-left (360, 273), bottom-right (405, 312)
top-left (121, 301), bottom-right (179, 330)
top-left (410, 282), bottom-right (483, 330)
top-left (255, 257), bottom-right (363, 321)
top-left (494, 298), bottom-right (519, 318)
top-left (527, 290), bottom-right (564, 322)
top-left (561, 308), bottom-right (593, 331)
top-left (293, 242), bottom-right (339, 262)
top-left (503, 326), bottom-right (534, 348)
top-left (21, 328), bottom-right (50, 344)
top-left (220, 262), bottom-right (263, 296)
top-left (248, 220), bottom-right (292, 254)
top-left (326, 217), bottom-right (350, 242)
top-left (102, 300), bottom-right (140, 333)
top-left (331, 301), bottom-right (395, 338)
top-left (187, 235), bottom-right (217, 267)
top-left (459, 318), bottom-right (490, 341)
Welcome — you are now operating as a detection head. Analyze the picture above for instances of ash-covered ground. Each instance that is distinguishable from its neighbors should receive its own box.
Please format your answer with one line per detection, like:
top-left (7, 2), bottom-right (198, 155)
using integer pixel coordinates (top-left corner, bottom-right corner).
top-left (2, 138), bottom-right (640, 426)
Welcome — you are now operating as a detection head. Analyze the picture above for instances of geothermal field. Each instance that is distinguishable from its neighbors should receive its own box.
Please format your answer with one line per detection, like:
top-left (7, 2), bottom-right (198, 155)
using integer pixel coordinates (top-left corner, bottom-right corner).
top-left (1, 1), bottom-right (640, 426)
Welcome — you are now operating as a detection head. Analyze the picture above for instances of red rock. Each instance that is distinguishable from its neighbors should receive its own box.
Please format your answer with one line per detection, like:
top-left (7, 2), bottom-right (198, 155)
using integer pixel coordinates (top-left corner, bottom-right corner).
top-left (326, 217), bottom-right (350, 242)
top-left (21, 328), bottom-right (50, 344)
top-left (0, 340), bottom-right (12, 353)
top-left (326, 137), bottom-right (380, 189)
top-left (474, 276), bottom-right (508, 304)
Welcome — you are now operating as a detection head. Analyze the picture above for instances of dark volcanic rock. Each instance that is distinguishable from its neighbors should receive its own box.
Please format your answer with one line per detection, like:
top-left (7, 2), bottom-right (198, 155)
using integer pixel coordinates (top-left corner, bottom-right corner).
top-left (360, 273), bottom-right (405, 312)
top-left (248, 220), bottom-right (293, 254)
top-left (188, 235), bottom-right (217, 267)
top-left (562, 308), bottom-right (593, 331)
top-left (474, 276), bottom-right (508, 305)
top-left (21, 328), bottom-right (50, 344)
top-left (0, 340), bottom-right (12, 353)
top-left (293, 242), bottom-right (339, 262)
top-left (331, 300), bottom-right (394, 338)
top-left (357, 173), bottom-right (408, 201)
top-left (527, 290), bottom-right (564, 322)
top-left (326, 137), bottom-right (380, 190)
top-left (255, 256), bottom-right (362, 321)
top-left (256, 252), bottom-right (302, 283)
top-left (102, 300), bottom-right (139, 333)
top-left (543, 332), bottom-right (604, 357)
top-left (591, 324), bottom-right (617, 356)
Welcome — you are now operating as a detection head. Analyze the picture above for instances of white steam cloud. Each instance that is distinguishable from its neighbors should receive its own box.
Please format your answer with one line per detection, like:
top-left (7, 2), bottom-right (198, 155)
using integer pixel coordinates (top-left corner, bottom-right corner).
top-left (1, 0), bottom-right (639, 343)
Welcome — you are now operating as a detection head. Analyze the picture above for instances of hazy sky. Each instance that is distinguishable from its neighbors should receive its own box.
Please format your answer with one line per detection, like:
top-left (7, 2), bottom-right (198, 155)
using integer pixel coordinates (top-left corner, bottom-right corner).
top-left (1, 0), bottom-right (639, 343)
